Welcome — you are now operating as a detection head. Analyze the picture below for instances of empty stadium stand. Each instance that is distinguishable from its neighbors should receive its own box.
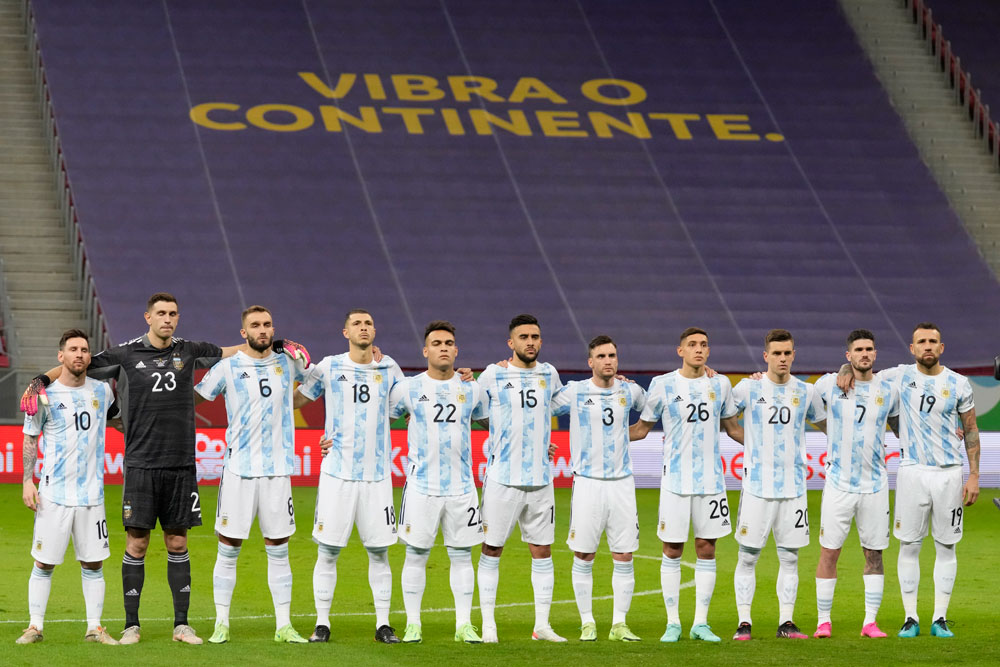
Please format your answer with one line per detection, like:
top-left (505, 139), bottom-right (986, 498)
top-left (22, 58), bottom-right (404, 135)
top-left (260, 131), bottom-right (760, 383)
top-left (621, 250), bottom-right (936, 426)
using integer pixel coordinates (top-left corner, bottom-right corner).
top-left (24, 0), bottom-right (1000, 372)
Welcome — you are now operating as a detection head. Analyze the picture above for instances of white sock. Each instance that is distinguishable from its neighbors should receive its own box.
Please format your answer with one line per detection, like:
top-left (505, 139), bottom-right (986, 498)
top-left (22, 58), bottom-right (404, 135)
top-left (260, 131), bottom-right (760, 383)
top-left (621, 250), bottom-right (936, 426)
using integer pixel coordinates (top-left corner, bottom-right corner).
top-left (932, 541), bottom-right (957, 621)
top-left (611, 560), bottom-right (634, 625)
top-left (776, 547), bottom-right (799, 624)
top-left (212, 543), bottom-right (240, 627)
top-left (530, 557), bottom-right (554, 631)
top-left (367, 547), bottom-right (392, 629)
top-left (863, 574), bottom-right (883, 625)
top-left (660, 555), bottom-right (681, 625)
top-left (693, 558), bottom-right (716, 626)
top-left (477, 554), bottom-right (500, 630)
top-left (28, 565), bottom-right (53, 630)
top-left (734, 546), bottom-right (760, 625)
top-left (265, 544), bottom-right (293, 629)
top-left (897, 541), bottom-right (921, 622)
top-left (571, 557), bottom-right (595, 625)
top-left (447, 547), bottom-right (475, 628)
top-left (402, 546), bottom-right (430, 627)
top-left (313, 544), bottom-right (340, 628)
top-left (81, 567), bottom-right (105, 629)
top-left (816, 577), bottom-right (836, 625)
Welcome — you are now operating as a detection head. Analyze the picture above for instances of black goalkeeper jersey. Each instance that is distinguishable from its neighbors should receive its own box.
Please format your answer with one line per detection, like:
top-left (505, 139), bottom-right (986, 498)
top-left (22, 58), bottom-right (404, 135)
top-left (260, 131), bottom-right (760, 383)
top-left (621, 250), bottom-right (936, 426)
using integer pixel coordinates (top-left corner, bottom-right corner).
top-left (88, 335), bottom-right (222, 469)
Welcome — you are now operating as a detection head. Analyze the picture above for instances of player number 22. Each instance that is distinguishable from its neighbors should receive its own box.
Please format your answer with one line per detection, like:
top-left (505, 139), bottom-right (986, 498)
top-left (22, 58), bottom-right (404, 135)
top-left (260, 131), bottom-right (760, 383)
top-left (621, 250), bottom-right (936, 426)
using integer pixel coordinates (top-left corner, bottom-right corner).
top-left (433, 403), bottom-right (457, 423)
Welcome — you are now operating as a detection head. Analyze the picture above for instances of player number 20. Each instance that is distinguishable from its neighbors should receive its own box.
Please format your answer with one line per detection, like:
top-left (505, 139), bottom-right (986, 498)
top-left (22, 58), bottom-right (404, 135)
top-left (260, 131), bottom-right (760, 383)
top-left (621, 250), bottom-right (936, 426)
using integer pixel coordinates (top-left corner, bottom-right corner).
top-left (794, 509), bottom-right (809, 528)
top-left (768, 405), bottom-right (791, 424)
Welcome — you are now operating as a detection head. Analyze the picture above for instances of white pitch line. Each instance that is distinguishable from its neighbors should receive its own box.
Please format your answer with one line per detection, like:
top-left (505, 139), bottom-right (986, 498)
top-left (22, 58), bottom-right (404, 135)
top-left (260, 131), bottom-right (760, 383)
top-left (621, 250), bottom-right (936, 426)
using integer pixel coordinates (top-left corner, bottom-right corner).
top-left (0, 583), bottom-right (693, 625)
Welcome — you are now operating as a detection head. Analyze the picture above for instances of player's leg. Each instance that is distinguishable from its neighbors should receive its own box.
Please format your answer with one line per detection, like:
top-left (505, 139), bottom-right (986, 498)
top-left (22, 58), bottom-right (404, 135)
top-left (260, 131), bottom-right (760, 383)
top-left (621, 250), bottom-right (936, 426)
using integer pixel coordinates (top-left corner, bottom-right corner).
top-left (441, 489), bottom-right (483, 643)
top-left (399, 488), bottom-right (440, 642)
top-left (522, 483), bottom-right (563, 642)
top-left (21, 496), bottom-right (71, 643)
top-left (73, 503), bottom-right (116, 644)
top-left (928, 467), bottom-right (963, 637)
top-left (604, 477), bottom-right (639, 642)
top-left (814, 486), bottom-right (854, 637)
top-left (687, 490), bottom-right (731, 642)
top-left (656, 487), bottom-right (691, 641)
top-left (163, 466), bottom-right (203, 644)
top-left (894, 465), bottom-right (931, 637)
top-left (733, 492), bottom-right (769, 640)
top-left (209, 469), bottom-right (251, 643)
top-left (211, 536), bottom-right (241, 643)
top-left (773, 495), bottom-right (810, 639)
top-left (20, 561), bottom-right (54, 644)
top-left (358, 477), bottom-right (399, 643)
top-left (566, 476), bottom-right (600, 639)
top-left (310, 473), bottom-right (353, 641)
top-left (120, 466), bottom-right (156, 642)
top-left (478, 476), bottom-right (520, 642)
top-left (857, 485), bottom-right (890, 638)
top-left (258, 475), bottom-right (304, 643)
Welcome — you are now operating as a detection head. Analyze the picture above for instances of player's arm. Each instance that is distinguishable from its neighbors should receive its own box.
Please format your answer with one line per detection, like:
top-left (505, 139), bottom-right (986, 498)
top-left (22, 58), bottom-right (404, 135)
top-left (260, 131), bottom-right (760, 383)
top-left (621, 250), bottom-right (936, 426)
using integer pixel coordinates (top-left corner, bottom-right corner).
top-left (293, 388), bottom-right (315, 410)
top-left (18, 366), bottom-right (60, 414)
top-left (629, 419), bottom-right (655, 441)
top-left (22, 434), bottom-right (39, 511)
top-left (811, 419), bottom-right (827, 434)
top-left (721, 415), bottom-right (744, 444)
top-left (959, 408), bottom-right (980, 506)
top-left (835, 362), bottom-right (854, 392)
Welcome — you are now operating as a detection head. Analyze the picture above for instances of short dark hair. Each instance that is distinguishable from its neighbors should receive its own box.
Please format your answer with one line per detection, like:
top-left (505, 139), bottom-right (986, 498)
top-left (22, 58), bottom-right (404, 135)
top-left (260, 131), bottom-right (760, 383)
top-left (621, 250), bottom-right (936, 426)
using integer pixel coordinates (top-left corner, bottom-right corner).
top-left (241, 305), bottom-right (271, 325)
top-left (846, 329), bottom-right (875, 349)
top-left (424, 320), bottom-right (456, 341)
top-left (913, 322), bottom-right (941, 340)
top-left (59, 328), bottom-right (90, 349)
top-left (679, 327), bottom-right (708, 345)
top-left (344, 308), bottom-right (372, 326)
top-left (588, 335), bottom-right (616, 354)
top-left (146, 292), bottom-right (177, 312)
top-left (508, 313), bottom-right (539, 333)
top-left (765, 329), bottom-right (794, 349)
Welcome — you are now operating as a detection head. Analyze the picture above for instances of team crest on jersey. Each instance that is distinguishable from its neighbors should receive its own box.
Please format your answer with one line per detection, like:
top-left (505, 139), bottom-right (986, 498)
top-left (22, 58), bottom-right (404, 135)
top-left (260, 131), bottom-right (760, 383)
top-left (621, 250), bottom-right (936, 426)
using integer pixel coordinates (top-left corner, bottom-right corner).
top-left (275, 366), bottom-right (284, 376)
top-left (458, 393), bottom-right (467, 403)
top-left (538, 379), bottom-right (546, 389)
top-left (569, 529), bottom-right (575, 540)
top-left (35, 539), bottom-right (42, 551)
top-left (876, 395), bottom-right (885, 406)
top-left (709, 391), bottom-right (716, 401)
top-left (221, 515), bottom-right (228, 527)
top-left (895, 519), bottom-right (901, 530)
top-left (374, 373), bottom-right (383, 383)
top-left (317, 522), bottom-right (324, 532)
top-left (92, 398), bottom-right (100, 410)
top-left (739, 525), bottom-right (748, 536)
top-left (659, 521), bottom-right (665, 531)
top-left (123, 501), bottom-right (132, 519)
top-left (618, 396), bottom-right (627, 406)
top-left (405, 524), bottom-right (411, 534)
top-left (154, 358), bottom-right (168, 368)
top-left (482, 522), bottom-right (489, 534)
top-left (791, 396), bottom-right (800, 406)
top-left (172, 354), bottom-right (184, 370)
top-left (942, 389), bottom-right (950, 398)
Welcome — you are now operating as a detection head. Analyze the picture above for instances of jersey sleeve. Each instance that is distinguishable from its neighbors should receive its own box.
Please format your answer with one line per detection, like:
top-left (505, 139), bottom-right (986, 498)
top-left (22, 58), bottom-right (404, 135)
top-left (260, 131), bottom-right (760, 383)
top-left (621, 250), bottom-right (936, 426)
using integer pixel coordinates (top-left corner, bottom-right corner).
top-left (806, 383), bottom-right (826, 423)
top-left (887, 382), bottom-right (900, 418)
top-left (638, 379), bottom-right (663, 423)
top-left (87, 344), bottom-right (128, 380)
top-left (813, 373), bottom-right (834, 407)
top-left (629, 383), bottom-right (647, 413)
top-left (22, 406), bottom-right (45, 437)
top-left (389, 360), bottom-right (405, 388)
top-left (477, 365), bottom-right (497, 400)
top-left (471, 383), bottom-right (488, 420)
top-left (388, 378), bottom-right (409, 419)
top-left (102, 382), bottom-right (121, 420)
top-left (188, 340), bottom-right (224, 361)
top-left (731, 378), bottom-right (749, 412)
top-left (195, 360), bottom-right (228, 400)
top-left (875, 365), bottom-right (904, 384)
top-left (550, 384), bottom-right (572, 416)
top-left (298, 362), bottom-right (327, 401)
top-left (718, 377), bottom-right (738, 419)
top-left (957, 376), bottom-right (975, 414)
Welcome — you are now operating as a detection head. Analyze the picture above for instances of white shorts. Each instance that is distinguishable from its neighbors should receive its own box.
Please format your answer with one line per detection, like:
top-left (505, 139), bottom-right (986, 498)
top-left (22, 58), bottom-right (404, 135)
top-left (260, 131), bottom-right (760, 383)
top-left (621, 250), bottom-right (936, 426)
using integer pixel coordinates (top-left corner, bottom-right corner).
top-left (735, 491), bottom-right (810, 549)
top-left (31, 496), bottom-right (110, 565)
top-left (398, 487), bottom-right (483, 549)
top-left (215, 468), bottom-right (296, 540)
top-left (480, 476), bottom-right (554, 547)
top-left (312, 474), bottom-right (397, 548)
top-left (894, 464), bottom-right (964, 545)
top-left (567, 475), bottom-right (639, 554)
top-left (657, 487), bottom-right (732, 543)
top-left (819, 485), bottom-right (890, 550)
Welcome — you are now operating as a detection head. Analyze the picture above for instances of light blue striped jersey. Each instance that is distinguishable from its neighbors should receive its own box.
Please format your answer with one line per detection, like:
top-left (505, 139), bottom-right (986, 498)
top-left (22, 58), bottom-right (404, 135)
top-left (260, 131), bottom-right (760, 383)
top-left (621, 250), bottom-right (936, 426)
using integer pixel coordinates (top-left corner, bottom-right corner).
top-left (639, 371), bottom-right (738, 495)
top-left (298, 353), bottom-right (404, 481)
top-left (814, 373), bottom-right (899, 493)
top-left (478, 362), bottom-right (562, 487)
top-left (389, 373), bottom-right (486, 496)
top-left (878, 364), bottom-right (973, 468)
top-left (22, 378), bottom-right (113, 506)
top-left (732, 376), bottom-right (826, 499)
top-left (551, 379), bottom-right (645, 480)
top-left (195, 351), bottom-right (305, 477)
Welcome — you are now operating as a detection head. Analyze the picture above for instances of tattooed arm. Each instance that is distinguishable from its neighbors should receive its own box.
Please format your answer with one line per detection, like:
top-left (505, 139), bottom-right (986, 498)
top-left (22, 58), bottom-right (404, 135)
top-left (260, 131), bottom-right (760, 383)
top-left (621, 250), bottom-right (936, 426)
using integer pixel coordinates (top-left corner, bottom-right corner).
top-left (959, 408), bottom-right (980, 506)
top-left (22, 434), bottom-right (39, 511)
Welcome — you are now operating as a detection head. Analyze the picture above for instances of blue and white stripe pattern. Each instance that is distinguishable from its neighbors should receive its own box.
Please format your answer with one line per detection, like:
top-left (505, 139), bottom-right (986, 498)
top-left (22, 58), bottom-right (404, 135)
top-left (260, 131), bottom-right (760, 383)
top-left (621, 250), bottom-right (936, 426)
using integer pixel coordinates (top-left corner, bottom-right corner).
top-left (23, 378), bottom-right (112, 506)
top-left (298, 353), bottom-right (404, 481)
top-left (389, 373), bottom-right (486, 496)
top-left (477, 363), bottom-right (562, 487)
top-left (551, 379), bottom-right (645, 480)
top-left (814, 373), bottom-right (899, 493)
top-left (639, 372), bottom-right (737, 495)
top-left (732, 376), bottom-right (825, 499)
top-left (878, 364), bottom-right (973, 468)
top-left (195, 351), bottom-right (304, 477)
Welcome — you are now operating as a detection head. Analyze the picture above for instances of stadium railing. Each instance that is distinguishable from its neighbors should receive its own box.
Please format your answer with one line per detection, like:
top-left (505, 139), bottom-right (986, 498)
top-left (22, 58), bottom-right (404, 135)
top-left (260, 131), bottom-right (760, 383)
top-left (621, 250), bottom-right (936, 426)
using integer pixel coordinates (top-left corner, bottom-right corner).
top-left (20, 0), bottom-right (111, 352)
top-left (907, 0), bottom-right (1000, 170)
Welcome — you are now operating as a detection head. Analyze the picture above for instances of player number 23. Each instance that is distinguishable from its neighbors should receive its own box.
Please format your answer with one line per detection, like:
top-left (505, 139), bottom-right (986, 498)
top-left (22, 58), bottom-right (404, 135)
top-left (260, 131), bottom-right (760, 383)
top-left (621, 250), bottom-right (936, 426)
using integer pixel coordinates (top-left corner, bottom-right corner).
top-left (151, 371), bottom-right (177, 393)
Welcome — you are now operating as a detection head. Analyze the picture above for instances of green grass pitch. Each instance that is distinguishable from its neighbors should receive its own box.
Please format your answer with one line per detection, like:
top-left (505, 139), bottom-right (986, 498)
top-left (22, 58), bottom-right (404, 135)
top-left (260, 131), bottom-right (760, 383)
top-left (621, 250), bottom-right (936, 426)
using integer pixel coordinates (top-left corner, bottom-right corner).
top-left (1, 484), bottom-right (998, 666)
